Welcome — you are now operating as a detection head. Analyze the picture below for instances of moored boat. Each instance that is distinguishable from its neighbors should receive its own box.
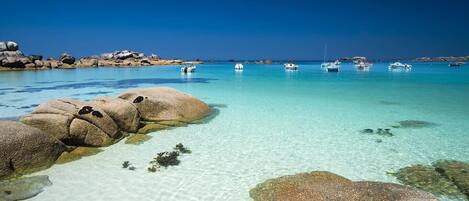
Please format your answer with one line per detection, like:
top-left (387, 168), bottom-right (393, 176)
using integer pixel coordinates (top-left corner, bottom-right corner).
top-left (449, 62), bottom-right (465, 67)
top-left (389, 62), bottom-right (411, 71)
top-left (235, 63), bottom-right (244, 70)
top-left (355, 61), bottom-right (372, 71)
top-left (181, 65), bottom-right (196, 73)
top-left (284, 63), bottom-right (299, 70)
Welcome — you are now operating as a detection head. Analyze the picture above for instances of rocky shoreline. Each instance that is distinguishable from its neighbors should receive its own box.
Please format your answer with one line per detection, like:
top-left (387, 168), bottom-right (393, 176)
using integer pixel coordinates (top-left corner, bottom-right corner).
top-left (0, 41), bottom-right (199, 71)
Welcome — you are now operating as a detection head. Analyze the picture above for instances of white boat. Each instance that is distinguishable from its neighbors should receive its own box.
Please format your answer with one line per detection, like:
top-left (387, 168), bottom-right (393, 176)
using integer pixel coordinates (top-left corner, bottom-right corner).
top-left (355, 61), bottom-right (372, 71)
top-left (326, 62), bottom-right (339, 72)
top-left (181, 65), bottom-right (196, 73)
top-left (449, 62), bottom-right (465, 67)
top-left (235, 63), bottom-right (244, 70)
top-left (284, 63), bottom-right (299, 70)
top-left (389, 62), bottom-right (411, 71)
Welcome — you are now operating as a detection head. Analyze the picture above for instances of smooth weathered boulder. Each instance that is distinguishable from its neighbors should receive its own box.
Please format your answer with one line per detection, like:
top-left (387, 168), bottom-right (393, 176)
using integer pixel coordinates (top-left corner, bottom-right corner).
top-left (6, 41), bottom-right (18, 51)
top-left (0, 121), bottom-right (66, 178)
top-left (91, 96), bottom-right (140, 132)
top-left (59, 53), bottom-right (75, 64)
top-left (20, 99), bottom-right (120, 147)
top-left (0, 175), bottom-right (52, 201)
top-left (250, 171), bottom-right (437, 201)
top-left (119, 87), bottom-right (210, 122)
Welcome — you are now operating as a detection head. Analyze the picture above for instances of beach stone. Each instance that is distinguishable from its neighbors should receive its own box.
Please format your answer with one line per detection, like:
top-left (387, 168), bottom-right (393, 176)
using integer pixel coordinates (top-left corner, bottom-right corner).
top-left (119, 87), bottom-right (210, 122)
top-left (59, 53), bottom-right (75, 64)
top-left (34, 60), bottom-right (44, 68)
top-left (28, 55), bottom-right (42, 62)
top-left (125, 134), bottom-right (152, 145)
top-left (0, 175), bottom-right (52, 201)
top-left (433, 160), bottom-right (469, 197)
top-left (398, 120), bottom-right (437, 128)
top-left (91, 96), bottom-right (140, 132)
top-left (20, 99), bottom-right (120, 147)
top-left (394, 164), bottom-right (465, 198)
top-left (77, 58), bottom-right (98, 67)
top-left (6, 41), bottom-right (18, 51)
top-left (0, 42), bottom-right (7, 52)
top-left (250, 171), bottom-right (437, 201)
top-left (55, 147), bottom-right (103, 164)
top-left (0, 121), bottom-right (66, 178)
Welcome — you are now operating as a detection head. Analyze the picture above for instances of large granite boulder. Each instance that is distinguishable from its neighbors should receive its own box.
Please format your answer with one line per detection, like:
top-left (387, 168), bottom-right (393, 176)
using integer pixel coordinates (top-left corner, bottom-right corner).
top-left (20, 99), bottom-right (120, 147)
top-left (91, 97), bottom-right (140, 132)
top-left (250, 171), bottom-right (437, 201)
top-left (77, 58), bottom-right (98, 67)
top-left (0, 121), bottom-right (66, 178)
top-left (59, 53), bottom-right (75, 65)
top-left (118, 87), bottom-right (210, 122)
top-left (1, 57), bottom-right (25, 68)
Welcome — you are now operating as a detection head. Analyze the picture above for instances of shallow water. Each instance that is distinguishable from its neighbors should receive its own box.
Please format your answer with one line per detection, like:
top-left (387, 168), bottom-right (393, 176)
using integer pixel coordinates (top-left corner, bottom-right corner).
top-left (1, 63), bottom-right (468, 201)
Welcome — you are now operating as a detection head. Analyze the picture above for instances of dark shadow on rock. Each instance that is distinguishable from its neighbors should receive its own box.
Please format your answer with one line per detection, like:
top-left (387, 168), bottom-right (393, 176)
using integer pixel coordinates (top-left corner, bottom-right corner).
top-left (14, 78), bottom-right (217, 93)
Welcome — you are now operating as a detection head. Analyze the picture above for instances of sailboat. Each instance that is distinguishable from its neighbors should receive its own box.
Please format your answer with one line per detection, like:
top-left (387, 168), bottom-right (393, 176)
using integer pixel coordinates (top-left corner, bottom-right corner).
top-left (321, 44), bottom-right (340, 72)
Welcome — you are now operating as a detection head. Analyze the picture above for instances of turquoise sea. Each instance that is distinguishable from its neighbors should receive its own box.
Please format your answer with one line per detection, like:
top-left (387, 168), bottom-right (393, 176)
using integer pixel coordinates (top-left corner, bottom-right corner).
top-left (1, 62), bottom-right (468, 200)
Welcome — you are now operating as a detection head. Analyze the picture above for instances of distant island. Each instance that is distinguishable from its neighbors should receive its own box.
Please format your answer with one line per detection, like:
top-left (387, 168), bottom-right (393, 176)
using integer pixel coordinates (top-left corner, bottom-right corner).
top-left (0, 41), bottom-right (200, 71)
top-left (415, 56), bottom-right (469, 62)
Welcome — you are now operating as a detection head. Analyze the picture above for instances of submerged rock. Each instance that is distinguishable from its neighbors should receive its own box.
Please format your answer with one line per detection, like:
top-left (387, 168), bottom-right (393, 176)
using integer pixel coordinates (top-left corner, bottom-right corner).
top-left (250, 171), bottom-right (436, 201)
top-left (0, 121), bottom-right (66, 178)
top-left (119, 87), bottom-right (210, 122)
top-left (55, 147), bottom-right (103, 164)
top-left (433, 160), bottom-right (469, 197)
top-left (125, 134), bottom-right (152, 145)
top-left (398, 120), bottom-right (438, 128)
top-left (20, 99), bottom-right (120, 147)
top-left (0, 175), bottom-right (52, 201)
top-left (394, 164), bottom-right (466, 199)
top-left (137, 122), bottom-right (171, 134)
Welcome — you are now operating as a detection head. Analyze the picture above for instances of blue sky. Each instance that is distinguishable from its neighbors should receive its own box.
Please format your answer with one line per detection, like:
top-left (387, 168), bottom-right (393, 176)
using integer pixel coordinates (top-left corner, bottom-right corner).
top-left (1, 0), bottom-right (468, 60)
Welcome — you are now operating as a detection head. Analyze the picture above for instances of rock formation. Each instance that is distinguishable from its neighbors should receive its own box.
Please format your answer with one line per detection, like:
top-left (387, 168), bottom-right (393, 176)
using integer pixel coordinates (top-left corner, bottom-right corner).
top-left (20, 99), bottom-right (120, 147)
top-left (118, 87), bottom-right (211, 122)
top-left (250, 171), bottom-right (437, 201)
top-left (0, 121), bottom-right (66, 178)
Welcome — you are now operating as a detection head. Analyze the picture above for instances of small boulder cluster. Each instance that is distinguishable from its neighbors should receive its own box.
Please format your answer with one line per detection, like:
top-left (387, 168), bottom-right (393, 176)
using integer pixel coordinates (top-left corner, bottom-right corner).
top-left (0, 87), bottom-right (210, 179)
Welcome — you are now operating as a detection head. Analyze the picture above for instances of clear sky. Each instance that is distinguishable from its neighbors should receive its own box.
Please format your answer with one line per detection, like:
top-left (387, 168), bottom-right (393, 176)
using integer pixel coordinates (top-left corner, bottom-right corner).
top-left (1, 0), bottom-right (468, 60)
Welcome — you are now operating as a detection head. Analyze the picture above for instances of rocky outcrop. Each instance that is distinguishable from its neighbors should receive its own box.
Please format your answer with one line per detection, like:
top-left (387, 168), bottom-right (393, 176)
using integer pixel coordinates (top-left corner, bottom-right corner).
top-left (91, 96), bottom-right (140, 132)
top-left (0, 41), bottom-right (189, 70)
top-left (0, 121), bottom-right (66, 179)
top-left (0, 175), bottom-right (52, 201)
top-left (119, 87), bottom-right (210, 122)
top-left (59, 53), bottom-right (76, 65)
top-left (20, 99), bottom-right (120, 147)
top-left (250, 171), bottom-right (437, 201)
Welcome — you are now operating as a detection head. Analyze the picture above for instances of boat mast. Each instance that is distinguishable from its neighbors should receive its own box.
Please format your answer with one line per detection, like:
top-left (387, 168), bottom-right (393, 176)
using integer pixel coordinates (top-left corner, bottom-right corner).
top-left (323, 44), bottom-right (327, 63)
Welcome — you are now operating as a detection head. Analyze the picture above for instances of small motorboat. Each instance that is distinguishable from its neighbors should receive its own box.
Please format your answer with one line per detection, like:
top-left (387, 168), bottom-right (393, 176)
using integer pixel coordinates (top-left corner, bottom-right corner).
top-left (235, 63), bottom-right (244, 71)
top-left (449, 62), bottom-right (465, 67)
top-left (284, 63), bottom-right (299, 70)
top-left (389, 62), bottom-right (411, 71)
top-left (181, 65), bottom-right (196, 73)
top-left (355, 61), bottom-right (372, 71)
